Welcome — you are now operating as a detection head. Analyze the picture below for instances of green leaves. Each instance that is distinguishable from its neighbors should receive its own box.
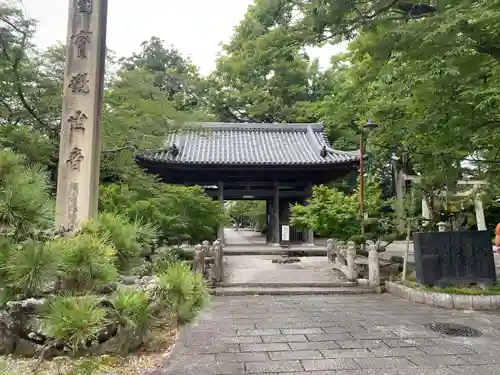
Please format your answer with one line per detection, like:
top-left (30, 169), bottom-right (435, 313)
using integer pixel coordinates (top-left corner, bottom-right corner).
top-left (0, 150), bottom-right (54, 237)
top-left (50, 233), bottom-right (119, 293)
top-left (0, 239), bottom-right (58, 297)
top-left (99, 183), bottom-right (225, 245)
top-left (155, 261), bottom-right (208, 325)
top-left (41, 296), bottom-right (108, 352)
top-left (291, 177), bottom-right (395, 243)
top-left (82, 212), bottom-right (158, 272)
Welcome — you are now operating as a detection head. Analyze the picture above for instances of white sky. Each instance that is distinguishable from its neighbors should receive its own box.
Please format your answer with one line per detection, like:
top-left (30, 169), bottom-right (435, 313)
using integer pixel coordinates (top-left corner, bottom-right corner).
top-left (23, 0), bottom-right (345, 75)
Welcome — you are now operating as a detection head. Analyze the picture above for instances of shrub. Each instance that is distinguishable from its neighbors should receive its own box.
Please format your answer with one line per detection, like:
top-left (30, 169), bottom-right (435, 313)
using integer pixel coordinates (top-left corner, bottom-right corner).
top-left (155, 261), bottom-right (208, 325)
top-left (0, 150), bottom-right (53, 238)
top-left (50, 233), bottom-right (118, 293)
top-left (99, 183), bottom-right (225, 245)
top-left (82, 213), bottom-right (158, 272)
top-left (0, 239), bottom-right (58, 297)
top-left (41, 296), bottom-right (109, 353)
top-left (110, 288), bottom-right (154, 353)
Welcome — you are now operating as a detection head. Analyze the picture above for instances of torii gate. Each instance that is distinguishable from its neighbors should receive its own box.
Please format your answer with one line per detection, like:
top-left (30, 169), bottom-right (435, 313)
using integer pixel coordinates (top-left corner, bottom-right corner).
top-left (55, 0), bottom-right (108, 229)
top-left (398, 174), bottom-right (487, 231)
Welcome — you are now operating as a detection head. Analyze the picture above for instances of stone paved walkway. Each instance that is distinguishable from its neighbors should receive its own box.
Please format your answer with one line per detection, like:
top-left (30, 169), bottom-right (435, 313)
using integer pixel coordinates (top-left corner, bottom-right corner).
top-left (153, 294), bottom-right (500, 374)
top-left (223, 255), bottom-right (347, 284)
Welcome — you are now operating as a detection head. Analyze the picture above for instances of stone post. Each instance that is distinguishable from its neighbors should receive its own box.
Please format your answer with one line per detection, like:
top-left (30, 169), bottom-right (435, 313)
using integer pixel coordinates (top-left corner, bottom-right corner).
top-left (213, 239), bottom-right (224, 282)
top-left (421, 198), bottom-right (430, 227)
top-left (192, 244), bottom-right (204, 275)
top-left (346, 241), bottom-right (356, 281)
top-left (326, 238), bottom-right (334, 263)
top-left (437, 222), bottom-right (447, 232)
top-left (55, 0), bottom-right (108, 229)
top-left (474, 197), bottom-right (486, 231)
top-left (202, 240), bottom-right (210, 256)
top-left (368, 244), bottom-right (380, 287)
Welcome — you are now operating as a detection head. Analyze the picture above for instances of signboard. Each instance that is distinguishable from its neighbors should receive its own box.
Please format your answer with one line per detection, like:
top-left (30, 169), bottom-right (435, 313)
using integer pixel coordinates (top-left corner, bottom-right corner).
top-left (281, 225), bottom-right (290, 242)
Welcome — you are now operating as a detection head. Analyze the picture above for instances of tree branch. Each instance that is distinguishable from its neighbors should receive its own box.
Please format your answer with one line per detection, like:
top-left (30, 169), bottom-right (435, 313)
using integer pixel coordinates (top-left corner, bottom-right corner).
top-left (0, 10), bottom-right (57, 136)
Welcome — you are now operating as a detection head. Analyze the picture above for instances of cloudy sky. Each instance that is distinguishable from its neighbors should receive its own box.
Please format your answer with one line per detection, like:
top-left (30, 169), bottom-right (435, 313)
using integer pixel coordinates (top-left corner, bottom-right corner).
top-left (23, 0), bottom-right (344, 75)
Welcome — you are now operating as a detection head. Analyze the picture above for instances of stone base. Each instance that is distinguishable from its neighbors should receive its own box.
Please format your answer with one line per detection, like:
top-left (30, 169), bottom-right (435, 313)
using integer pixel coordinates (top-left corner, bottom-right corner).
top-left (301, 242), bottom-right (316, 247)
top-left (385, 281), bottom-right (500, 310)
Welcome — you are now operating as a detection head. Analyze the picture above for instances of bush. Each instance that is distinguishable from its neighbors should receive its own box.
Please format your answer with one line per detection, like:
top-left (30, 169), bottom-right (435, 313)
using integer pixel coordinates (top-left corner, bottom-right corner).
top-left (111, 288), bottom-right (154, 343)
top-left (0, 239), bottom-right (58, 298)
top-left (49, 233), bottom-right (118, 293)
top-left (155, 261), bottom-right (208, 325)
top-left (41, 296), bottom-right (109, 353)
top-left (99, 183), bottom-right (225, 245)
top-left (82, 213), bottom-right (158, 272)
top-left (0, 150), bottom-right (53, 238)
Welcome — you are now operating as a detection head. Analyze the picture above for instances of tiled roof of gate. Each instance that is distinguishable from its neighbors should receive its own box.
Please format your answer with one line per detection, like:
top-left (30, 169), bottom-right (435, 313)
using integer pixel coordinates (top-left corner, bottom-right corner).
top-left (138, 122), bottom-right (360, 165)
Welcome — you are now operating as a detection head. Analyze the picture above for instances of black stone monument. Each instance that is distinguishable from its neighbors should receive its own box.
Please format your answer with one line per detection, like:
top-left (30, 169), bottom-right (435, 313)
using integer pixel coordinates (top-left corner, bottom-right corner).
top-left (413, 230), bottom-right (496, 287)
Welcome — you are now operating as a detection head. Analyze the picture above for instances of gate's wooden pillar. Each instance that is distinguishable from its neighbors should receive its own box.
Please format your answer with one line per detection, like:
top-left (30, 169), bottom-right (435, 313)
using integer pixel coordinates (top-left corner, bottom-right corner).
top-left (266, 200), bottom-right (272, 243)
top-left (272, 180), bottom-right (280, 246)
top-left (305, 182), bottom-right (314, 246)
top-left (218, 181), bottom-right (224, 244)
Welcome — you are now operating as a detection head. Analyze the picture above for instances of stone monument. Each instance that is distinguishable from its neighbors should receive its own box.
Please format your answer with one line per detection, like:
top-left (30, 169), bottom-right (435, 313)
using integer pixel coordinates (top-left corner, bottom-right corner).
top-left (55, 0), bottom-right (108, 229)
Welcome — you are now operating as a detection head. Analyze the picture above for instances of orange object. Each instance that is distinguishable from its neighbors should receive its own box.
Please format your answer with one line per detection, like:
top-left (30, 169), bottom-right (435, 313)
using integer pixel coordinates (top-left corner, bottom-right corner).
top-left (496, 223), bottom-right (500, 247)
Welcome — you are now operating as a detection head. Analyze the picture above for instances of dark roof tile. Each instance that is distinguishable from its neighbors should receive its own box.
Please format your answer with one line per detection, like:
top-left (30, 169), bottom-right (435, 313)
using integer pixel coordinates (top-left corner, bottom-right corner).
top-left (139, 122), bottom-right (359, 165)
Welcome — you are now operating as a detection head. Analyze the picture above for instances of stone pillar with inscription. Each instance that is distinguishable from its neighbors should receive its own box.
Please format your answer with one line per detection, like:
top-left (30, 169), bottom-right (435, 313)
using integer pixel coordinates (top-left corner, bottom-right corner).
top-left (55, 0), bottom-right (108, 229)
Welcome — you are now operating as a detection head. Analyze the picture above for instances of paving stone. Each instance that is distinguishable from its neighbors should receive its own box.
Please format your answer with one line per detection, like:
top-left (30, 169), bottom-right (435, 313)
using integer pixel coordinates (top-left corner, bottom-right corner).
top-left (407, 355), bottom-right (469, 367)
top-left (160, 360), bottom-right (245, 375)
top-left (268, 350), bottom-right (324, 360)
top-left (256, 321), bottom-right (323, 329)
top-left (354, 357), bottom-right (417, 369)
top-left (216, 352), bottom-right (269, 362)
top-left (280, 327), bottom-right (324, 335)
top-left (218, 335), bottom-right (263, 344)
top-left (458, 354), bottom-right (500, 364)
top-left (305, 333), bottom-right (353, 341)
top-left (382, 338), bottom-right (434, 347)
top-left (301, 358), bottom-right (360, 371)
top-left (241, 343), bottom-right (290, 352)
top-left (237, 328), bottom-right (281, 336)
top-left (452, 365), bottom-right (500, 375)
top-left (419, 344), bottom-right (476, 355)
top-left (179, 343), bottom-right (240, 354)
top-left (349, 330), bottom-right (400, 339)
top-left (322, 325), bottom-right (367, 333)
top-left (159, 295), bottom-right (500, 375)
top-left (288, 341), bottom-right (340, 350)
top-left (332, 369), bottom-right (455, 375)
top-left (336, 339), bottom-right (388, 349)
top-left (244, 360), bottom-right (304, 373)
top-left (261, 334), bottom-right (308, 343)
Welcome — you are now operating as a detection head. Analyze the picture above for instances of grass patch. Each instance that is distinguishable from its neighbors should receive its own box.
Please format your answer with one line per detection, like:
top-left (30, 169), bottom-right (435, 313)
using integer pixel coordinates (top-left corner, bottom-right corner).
top-left (401, 280), bottom-right (500, 295)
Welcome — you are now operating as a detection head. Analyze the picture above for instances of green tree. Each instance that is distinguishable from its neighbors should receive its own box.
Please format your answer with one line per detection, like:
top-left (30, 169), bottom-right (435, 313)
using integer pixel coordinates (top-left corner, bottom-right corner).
top-left (290, 177), bottom-right (396, 251)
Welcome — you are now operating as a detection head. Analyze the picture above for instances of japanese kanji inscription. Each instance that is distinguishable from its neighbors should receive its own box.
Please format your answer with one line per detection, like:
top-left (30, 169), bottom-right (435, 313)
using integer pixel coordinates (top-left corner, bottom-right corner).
top-left (67, 182), bottom-right (79, 229)
top-left (68, 111), bottom-right (88, 132)
top-left (67, 147), bottom-right (84, 171)
top-left (71, 31), bottom-right (92, 60)
top-left (69, 73), bottom-right (90, 93)
top-left (76, 0), bottom-right (92, 13)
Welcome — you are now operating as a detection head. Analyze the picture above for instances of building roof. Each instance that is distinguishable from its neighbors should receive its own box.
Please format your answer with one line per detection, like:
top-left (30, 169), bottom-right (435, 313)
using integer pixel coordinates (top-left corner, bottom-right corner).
top-left (137, 122), bottom-right (360, 166)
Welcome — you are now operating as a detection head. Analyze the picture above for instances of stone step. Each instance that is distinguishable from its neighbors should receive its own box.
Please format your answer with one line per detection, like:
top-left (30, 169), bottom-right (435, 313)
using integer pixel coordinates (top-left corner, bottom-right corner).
top-left (211, 286), bottom-right (379, 296)
top-left (217, 282), bottom-right (356, 288)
